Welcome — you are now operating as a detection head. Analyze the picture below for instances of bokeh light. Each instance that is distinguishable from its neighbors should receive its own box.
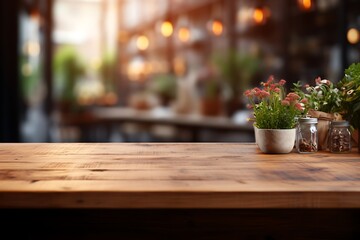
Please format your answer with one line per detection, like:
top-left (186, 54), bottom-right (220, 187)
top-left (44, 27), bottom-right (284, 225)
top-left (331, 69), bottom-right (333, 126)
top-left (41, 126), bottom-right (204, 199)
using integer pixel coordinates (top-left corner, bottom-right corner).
top-left (161, 21), bottom-right (173, 37)
top-left (347, 28), bottom-right (360, 44)
top-left (136, 35), bottom-right (149, 51)
top-left (178, 27), bottom-right (191, 43)
top-left (298, 0), bottom-right (313, 11)
top-left (211, 20), bottom-right (223, 36)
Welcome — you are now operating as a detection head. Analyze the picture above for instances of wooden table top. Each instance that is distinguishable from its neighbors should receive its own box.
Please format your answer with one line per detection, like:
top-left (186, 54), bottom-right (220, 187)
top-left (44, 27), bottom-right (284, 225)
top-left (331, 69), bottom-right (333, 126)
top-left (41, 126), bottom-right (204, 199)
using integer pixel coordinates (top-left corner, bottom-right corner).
top-left (0, 143), bottom-right (359, 209)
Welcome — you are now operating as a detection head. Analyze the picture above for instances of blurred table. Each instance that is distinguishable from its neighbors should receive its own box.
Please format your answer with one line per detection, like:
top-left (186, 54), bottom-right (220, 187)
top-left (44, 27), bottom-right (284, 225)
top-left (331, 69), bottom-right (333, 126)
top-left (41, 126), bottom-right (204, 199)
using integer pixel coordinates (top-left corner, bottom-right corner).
top-left (58, 107), bottom-right (255, 142)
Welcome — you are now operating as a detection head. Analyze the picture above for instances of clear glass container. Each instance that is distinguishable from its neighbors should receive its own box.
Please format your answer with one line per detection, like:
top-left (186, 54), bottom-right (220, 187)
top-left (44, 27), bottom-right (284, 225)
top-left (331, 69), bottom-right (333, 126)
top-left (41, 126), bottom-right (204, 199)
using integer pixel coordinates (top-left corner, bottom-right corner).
top-left (296, 117), bottom-right (318, 153)
top-left (329, 121), bottom-right (352, 153)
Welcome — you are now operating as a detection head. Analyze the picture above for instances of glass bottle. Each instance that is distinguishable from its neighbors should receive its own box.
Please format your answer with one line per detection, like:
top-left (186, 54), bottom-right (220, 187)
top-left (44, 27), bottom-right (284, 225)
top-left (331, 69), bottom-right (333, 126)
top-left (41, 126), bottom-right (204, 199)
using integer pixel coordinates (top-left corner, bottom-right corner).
top-left (329, 121), bottom-right (352, 153)
top-left (296, 117), bottom-right (318, 153)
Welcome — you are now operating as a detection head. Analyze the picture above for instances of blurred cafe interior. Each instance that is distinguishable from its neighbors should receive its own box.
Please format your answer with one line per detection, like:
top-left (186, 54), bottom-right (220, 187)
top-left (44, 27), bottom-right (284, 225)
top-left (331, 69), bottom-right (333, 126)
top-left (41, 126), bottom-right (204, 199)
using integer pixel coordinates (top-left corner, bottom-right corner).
top-left (0, 0), bottom-right (359, 143)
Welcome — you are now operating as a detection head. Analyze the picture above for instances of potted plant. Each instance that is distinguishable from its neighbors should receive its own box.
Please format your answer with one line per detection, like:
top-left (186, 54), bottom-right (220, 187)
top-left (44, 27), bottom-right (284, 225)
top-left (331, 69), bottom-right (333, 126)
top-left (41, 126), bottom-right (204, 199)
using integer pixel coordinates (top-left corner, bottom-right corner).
top-left (196, 64), bottom-right (223, 116)
top-left (98, 52), bottom-right (118, 106)
top-left (214, 50), bottom-right (261, 117)
top-left (244, 76), bottom-right (304, 153)
top-left (148, 73), bottom-right (177, 107)
top-left (337, 62), bottom-right (360, 147)
top-left (53, 45), bottom-right (86, 114)
top-left (292, 77), bottom-right (343, 150)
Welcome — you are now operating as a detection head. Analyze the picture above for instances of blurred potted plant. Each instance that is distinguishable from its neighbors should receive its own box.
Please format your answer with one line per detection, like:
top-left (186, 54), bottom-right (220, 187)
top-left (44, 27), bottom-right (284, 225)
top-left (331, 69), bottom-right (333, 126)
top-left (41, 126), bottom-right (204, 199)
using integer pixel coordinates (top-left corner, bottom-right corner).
top-left (148, 73), bottom-right (177, 106)
top-left (196, 64), bottom-right (223, 116)
top-left (54, 45), bottom-right (86, 113)
top-left (214, 50), bottom-right (260, 117)
top-left (337, 62), bottom-right (360, 147)
top-left (98, 52), bottom-right (118, 106)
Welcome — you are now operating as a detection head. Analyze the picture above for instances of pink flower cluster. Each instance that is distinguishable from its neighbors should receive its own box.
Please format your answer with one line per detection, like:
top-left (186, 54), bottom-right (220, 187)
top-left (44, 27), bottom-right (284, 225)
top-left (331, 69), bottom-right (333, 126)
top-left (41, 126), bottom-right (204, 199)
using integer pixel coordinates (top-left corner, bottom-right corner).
top-left (244, 75), bottom-right (306, 129)
top-left (282, 92), bottom-right (306, 111)
top-left (244, 75), bottom-right (307, 112)
top-left (244, 75), bottom-right (285, 100)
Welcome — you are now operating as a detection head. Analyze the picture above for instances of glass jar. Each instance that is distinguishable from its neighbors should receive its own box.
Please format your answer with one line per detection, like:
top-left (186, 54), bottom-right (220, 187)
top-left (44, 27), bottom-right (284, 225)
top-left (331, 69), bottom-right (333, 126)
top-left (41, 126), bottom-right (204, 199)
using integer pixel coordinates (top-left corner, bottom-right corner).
top-left (329, 121), bottom-right (352, 153)
top-left (296, 117), bottom-right (318, 153)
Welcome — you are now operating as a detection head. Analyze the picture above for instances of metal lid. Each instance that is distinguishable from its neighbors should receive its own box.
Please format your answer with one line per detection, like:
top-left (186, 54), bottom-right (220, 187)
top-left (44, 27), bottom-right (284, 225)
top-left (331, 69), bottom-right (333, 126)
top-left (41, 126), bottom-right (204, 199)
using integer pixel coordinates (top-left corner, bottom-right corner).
top-left (299, 117), bottom-right (318, 124)
top-left (331, 120), bottom-right (350, 127)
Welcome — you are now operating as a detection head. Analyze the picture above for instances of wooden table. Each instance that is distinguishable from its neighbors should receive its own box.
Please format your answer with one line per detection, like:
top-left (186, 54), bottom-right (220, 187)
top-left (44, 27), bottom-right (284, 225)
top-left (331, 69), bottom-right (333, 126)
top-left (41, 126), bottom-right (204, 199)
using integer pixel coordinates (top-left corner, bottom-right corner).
top-left (1, 143), bottom-right (359, 239)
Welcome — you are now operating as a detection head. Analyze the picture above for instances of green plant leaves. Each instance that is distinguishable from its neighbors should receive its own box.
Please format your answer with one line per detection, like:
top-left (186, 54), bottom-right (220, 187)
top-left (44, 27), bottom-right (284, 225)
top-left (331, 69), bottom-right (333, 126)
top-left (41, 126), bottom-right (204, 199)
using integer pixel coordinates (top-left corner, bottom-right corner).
top-left (338, 62), bottom-right (360, 129)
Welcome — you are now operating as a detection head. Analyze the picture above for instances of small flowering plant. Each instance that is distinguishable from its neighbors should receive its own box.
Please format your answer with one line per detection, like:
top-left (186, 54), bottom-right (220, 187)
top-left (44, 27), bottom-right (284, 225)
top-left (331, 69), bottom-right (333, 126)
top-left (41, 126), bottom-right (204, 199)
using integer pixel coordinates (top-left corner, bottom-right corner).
top-left (244, 76), bottom-right (304, 129)
top-left (293, 77), bottom-right (342, 114)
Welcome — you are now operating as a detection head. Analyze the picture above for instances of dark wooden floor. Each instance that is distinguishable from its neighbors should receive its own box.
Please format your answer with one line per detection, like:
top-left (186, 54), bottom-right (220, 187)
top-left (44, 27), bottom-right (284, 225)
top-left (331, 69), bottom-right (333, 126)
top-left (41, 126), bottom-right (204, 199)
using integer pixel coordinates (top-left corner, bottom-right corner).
top-left (2, 209), bottom-right (360, 240)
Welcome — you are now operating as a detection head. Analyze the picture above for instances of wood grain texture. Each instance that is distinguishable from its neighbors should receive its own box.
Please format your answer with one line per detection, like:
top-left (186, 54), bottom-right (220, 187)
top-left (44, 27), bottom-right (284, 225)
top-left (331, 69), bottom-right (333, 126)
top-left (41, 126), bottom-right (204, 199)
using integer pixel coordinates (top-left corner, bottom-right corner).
top-left (0, 143), bottom-right (359, 208)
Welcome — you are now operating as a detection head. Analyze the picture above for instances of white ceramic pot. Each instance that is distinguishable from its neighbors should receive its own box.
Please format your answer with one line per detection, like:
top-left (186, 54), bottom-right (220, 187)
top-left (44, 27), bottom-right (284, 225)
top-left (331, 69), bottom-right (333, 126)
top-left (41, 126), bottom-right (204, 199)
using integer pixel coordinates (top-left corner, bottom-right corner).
top-left (254, 126), bottom-right (296, 154)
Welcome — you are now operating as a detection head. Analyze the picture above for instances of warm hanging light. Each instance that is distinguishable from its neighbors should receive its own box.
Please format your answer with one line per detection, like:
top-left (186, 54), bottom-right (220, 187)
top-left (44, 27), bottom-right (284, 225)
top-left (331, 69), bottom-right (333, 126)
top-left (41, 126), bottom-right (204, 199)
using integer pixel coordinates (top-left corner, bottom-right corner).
top-left (178, 27), bottom-right (191, 43)
top-left (136, 35), bottom-right (149, 51)
top-left (208, 2), bottom-right (224, 36)
top-left (347, 28), bottom-right (360, 45)
top-left (298, 0), bottom-right (313, 11)
top-left (253, 6), bottom-right (270, 25)
top-left (210, 19), bottom-right (224, 36)
top-left (253, 8), bottom-right (264, 24)
top-left (160, 21), bottom-right (173, 37)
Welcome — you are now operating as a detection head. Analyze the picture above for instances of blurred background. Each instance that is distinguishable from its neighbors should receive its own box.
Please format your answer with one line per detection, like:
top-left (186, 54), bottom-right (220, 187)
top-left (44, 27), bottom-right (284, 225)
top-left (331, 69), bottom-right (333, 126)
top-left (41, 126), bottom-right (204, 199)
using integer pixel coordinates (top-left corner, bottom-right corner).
top-left (0, 0), bottom-right (359, 143)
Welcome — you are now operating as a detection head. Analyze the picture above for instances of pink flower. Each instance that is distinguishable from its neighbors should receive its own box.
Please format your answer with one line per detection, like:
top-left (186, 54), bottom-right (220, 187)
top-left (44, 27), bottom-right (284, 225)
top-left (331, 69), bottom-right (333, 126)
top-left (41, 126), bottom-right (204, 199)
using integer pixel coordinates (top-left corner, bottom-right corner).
top-left (258, 90), bottom-right (270, 99)
top-left (300, 98), bottom-right (308, 104)
top-left (279, 79), bottom-right (286, 86)
top-left (295, 103), bottom-right (304, 111)
top-left (244, 90), bottom-right (252, 97)
top-left (267, 75), bottom-right (274, 84)
top-left (253, 87), bottom-right (261, 93)
top-left (246, 104), bottom-right (253, 109)
top-left (287, 93), bottom-right (300, 101)
top-left (281, 100), bottom-right (290, 106)
top-left (274, 88), bottom-right (281, 93)
top-left (305, 84), bottom-right (310, 88)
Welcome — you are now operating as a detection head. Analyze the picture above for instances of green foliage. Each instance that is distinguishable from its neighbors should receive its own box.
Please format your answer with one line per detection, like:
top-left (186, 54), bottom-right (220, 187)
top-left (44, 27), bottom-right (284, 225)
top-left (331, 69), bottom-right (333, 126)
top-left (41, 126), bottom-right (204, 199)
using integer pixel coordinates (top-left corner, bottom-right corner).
top-left (149, 74), bottom-right (177, 100)
top-left (214, 50), bottom-right (260, 99)
top-left (195, 64), bottom-right (222, 99)
top-left (292, 78), bottom-right (342, 114)
top-left (53, 45), bottom-right (86, 102)
top-left (20, 55), bottom-right (41, 102)
top-left (203, 79), bottom-right (221, 99)
top-left (254, 101), bottom-right (299, 129)
top-left (337, 62), bottom-right (360, 129)
top-left (99, 52), bottom-right (116, 92)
